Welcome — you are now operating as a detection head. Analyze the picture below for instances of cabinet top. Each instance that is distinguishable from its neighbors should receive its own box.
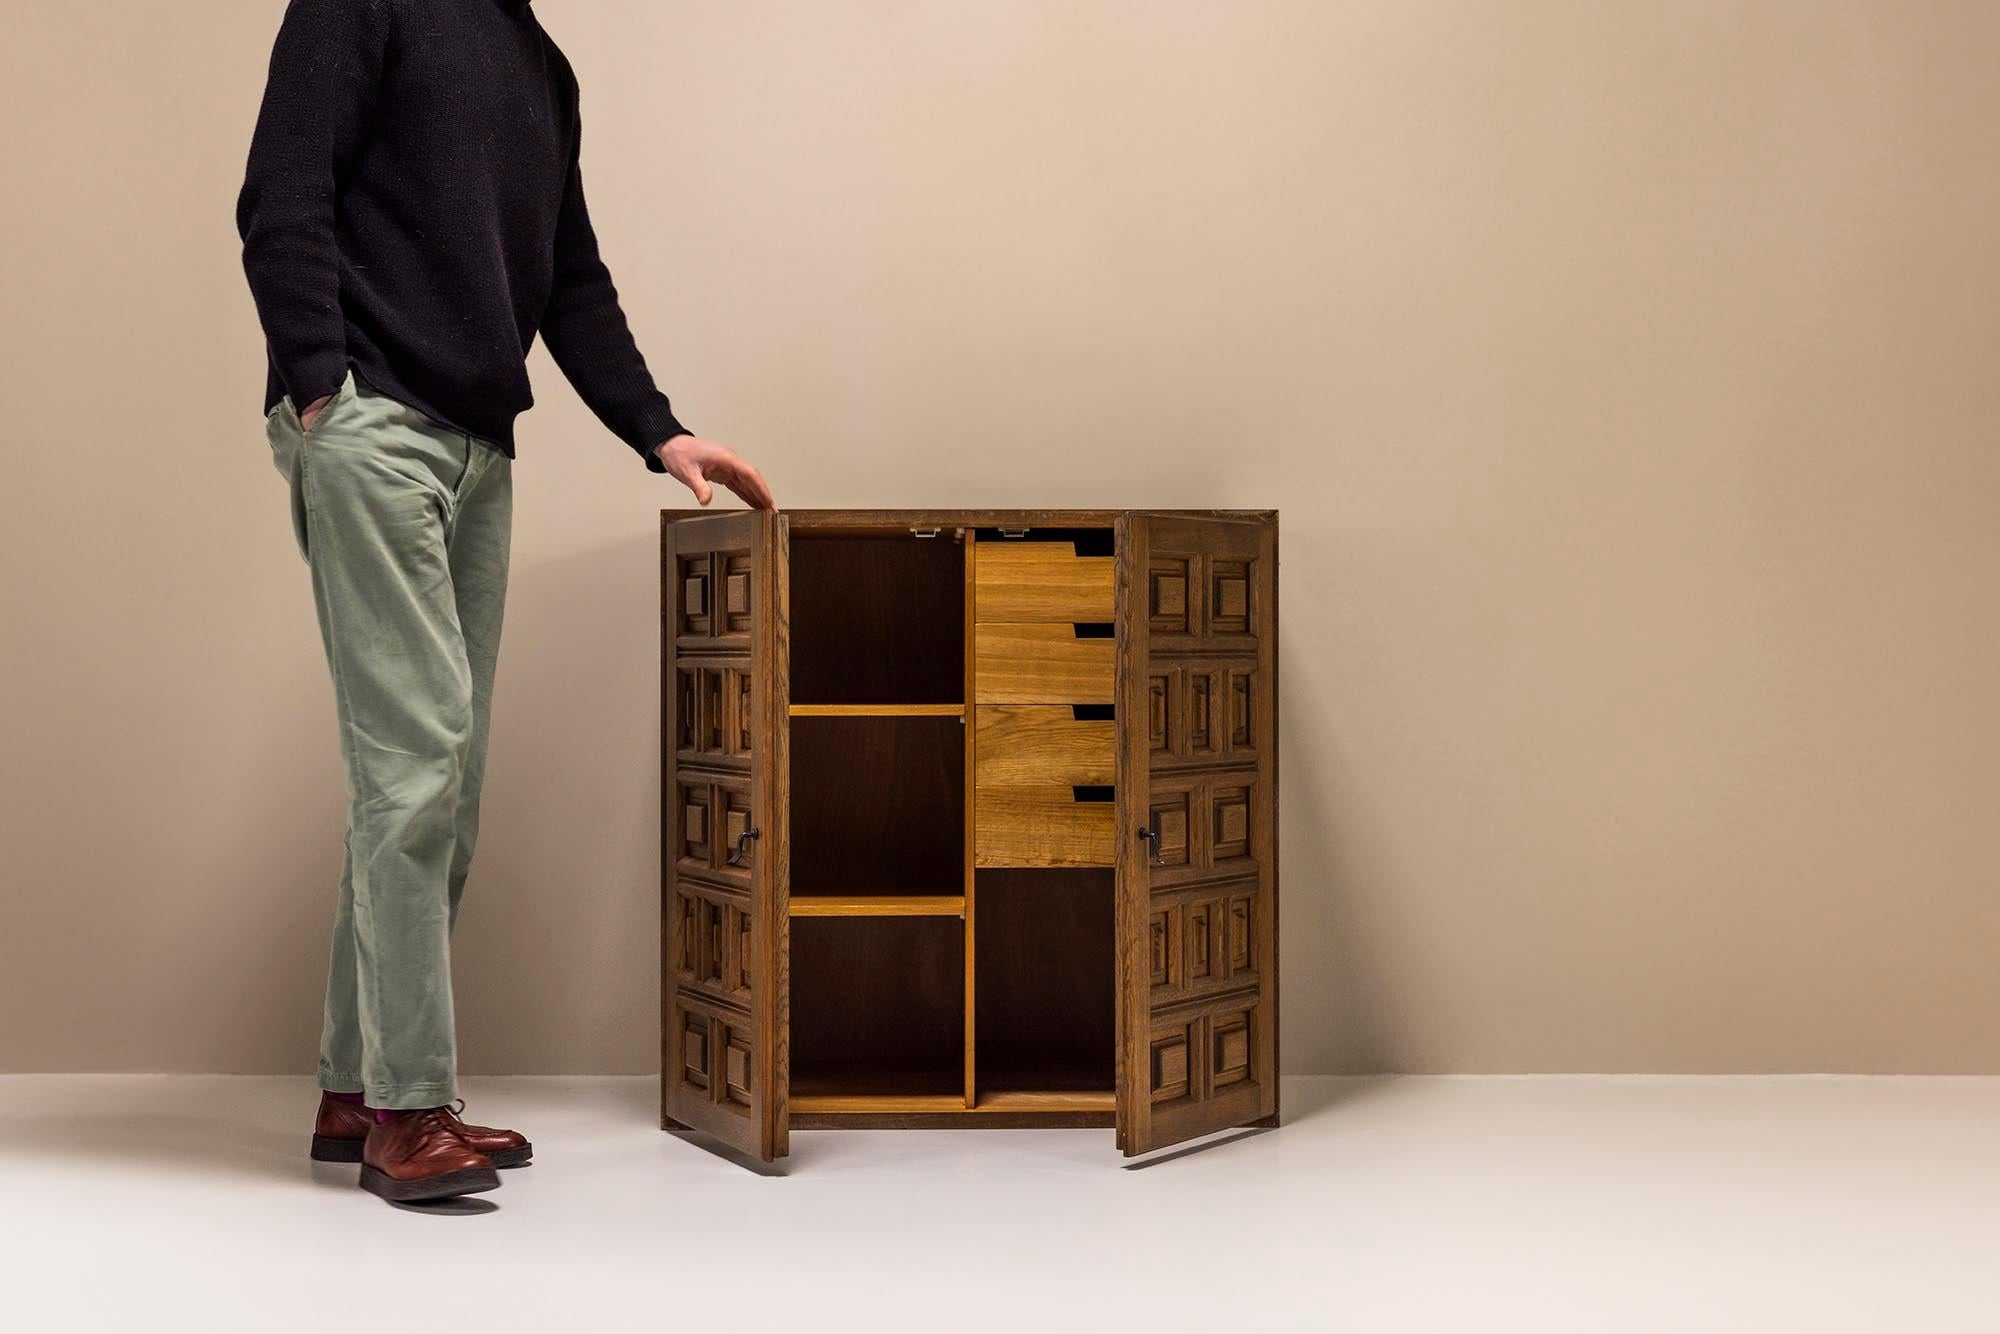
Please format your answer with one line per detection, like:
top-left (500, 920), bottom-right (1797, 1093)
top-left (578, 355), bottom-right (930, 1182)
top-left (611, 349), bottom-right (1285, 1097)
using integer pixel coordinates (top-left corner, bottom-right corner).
top-left (661, 508), bottom-right (1277, 533)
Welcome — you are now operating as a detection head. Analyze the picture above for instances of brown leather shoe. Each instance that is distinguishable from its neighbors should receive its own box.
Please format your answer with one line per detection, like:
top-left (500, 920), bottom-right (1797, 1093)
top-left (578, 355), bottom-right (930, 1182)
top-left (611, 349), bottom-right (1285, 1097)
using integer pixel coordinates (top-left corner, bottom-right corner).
top-left (359, 1107), bottom-right (500, 1203)
top-left (310, 1094), bottom-right (533, 1168)
top-left (439, 1103), bottom-right (533, 1169)
top-left (309, 1092), bottom-right (373, 1163)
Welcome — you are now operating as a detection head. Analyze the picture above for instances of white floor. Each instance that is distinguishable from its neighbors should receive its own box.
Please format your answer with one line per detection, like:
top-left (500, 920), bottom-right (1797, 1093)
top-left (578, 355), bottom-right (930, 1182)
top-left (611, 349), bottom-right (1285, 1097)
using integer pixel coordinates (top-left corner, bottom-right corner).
top-left (2, 1075), bottom-right (1995, 1331)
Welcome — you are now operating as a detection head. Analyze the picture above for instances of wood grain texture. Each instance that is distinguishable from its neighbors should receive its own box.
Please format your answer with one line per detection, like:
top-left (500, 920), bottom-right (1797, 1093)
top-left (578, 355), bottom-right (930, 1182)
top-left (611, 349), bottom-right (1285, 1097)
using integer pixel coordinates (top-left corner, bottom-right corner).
top-left (661, 510), bottom-right (789, 1162)
top-left (973, 787), bottom-right (1116, 867)
top-left (661, 509), bottom-right (1279, 1164)
top-left (974, 706), bottom-right (1115, 785)
top-left (790, 1110), bottom-right (1115, 1130)
top-left (1114, 512), bottom-right (1279, 1157)
top-left (789, 895), bottom-right (965, 917)
top-left (663, 508), bottom-right (1274, 533)
top-left (789, 1092), bottom-right (1111, 1114)
top-left (974, 623), bottom-right (1115, 704)
top-left (974, 542), bottom-right (1115, 622)
top-left (789, 703), bottom-right (965, 717)
top-left (962, 531), bottom-right (979, 1105)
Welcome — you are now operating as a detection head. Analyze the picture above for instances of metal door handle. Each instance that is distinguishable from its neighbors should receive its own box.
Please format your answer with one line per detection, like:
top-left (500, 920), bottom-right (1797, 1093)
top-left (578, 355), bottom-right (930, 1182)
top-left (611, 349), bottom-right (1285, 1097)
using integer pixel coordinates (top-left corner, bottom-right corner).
top-left (1137, 824), bottom-right (1162, 865)
top-left (727, 827), bottom-right (760, 866)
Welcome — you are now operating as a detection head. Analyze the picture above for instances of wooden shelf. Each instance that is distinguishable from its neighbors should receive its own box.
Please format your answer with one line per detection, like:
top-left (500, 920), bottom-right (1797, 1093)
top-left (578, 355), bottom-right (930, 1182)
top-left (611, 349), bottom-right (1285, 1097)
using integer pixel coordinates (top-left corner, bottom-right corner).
top-left (789, 703), bottom-right (965, 718)
top-left (788, 1090), bottom-right (1113, 1116)
top-left (975, 1090), bottom-right (1115, 1113)
top-left (789, 895), bottom-right (965, 918)
top-left (791, 1093), bottom-right (968, 1114)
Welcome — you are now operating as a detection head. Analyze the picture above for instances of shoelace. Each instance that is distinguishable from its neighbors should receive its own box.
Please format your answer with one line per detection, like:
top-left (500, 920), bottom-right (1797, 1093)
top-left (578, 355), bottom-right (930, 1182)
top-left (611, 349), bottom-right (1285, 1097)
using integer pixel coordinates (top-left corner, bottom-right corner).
top-left (396, 1105), bottom-right (469, 1154)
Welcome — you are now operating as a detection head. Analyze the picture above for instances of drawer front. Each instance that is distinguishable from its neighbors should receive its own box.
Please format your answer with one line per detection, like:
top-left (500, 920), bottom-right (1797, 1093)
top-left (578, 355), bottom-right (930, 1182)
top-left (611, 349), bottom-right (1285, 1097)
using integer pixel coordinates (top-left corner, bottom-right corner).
top-left (974, 786), bottom-right (1116, 867)
top-left (975, 542), bottom-right (1114, 622)
top-left (974, 624), bottom-right (1115, 704)
top-left (975, 706), bottom-right (1114, 786)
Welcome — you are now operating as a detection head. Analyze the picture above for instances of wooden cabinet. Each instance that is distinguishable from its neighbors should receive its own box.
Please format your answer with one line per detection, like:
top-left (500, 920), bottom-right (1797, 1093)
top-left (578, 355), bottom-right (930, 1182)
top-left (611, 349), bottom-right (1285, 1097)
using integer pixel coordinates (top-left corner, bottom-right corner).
top-left (663, 510), bottom-right (1279, 1162)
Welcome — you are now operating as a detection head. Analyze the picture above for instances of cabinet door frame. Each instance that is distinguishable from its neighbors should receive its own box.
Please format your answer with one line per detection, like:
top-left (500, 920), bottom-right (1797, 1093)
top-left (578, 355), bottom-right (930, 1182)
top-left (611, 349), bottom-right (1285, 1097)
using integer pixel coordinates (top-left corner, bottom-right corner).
top-left (1113, 512), bottom-right (1279, 1156)
top-left (662, 510), bottom-right (790, 1161)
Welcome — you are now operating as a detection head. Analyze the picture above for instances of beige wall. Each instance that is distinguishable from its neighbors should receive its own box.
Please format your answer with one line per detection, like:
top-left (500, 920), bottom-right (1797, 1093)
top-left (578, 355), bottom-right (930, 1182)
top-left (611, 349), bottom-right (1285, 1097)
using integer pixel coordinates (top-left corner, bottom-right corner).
top-left (2, 1), bottom-right (1995, 1077)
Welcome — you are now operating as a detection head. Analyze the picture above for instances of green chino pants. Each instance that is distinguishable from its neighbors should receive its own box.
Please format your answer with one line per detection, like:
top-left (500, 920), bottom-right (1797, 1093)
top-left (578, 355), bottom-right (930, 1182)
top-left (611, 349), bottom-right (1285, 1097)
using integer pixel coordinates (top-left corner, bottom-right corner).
top-left (267, 370), bottom-right (512, 1109)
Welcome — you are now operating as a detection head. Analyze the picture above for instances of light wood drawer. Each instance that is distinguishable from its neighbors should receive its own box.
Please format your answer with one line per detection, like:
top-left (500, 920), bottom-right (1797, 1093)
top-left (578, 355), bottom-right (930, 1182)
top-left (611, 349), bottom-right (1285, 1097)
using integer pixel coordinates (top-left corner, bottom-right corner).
top-left (975, 542), bottom-right (1114, 622)
top-left (974, 706), bottom-right (1114, 786)
top-left (975, 786), bottom-right (1116, 867)
top-left (973, 624), bottom-right (1115, 704)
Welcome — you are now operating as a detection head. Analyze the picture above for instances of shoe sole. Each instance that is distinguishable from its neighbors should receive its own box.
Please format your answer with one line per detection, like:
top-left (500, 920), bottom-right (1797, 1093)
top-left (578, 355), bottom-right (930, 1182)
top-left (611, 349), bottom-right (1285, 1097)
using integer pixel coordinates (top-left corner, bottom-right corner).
top-left (359, 1163), bottom-right (502, 1203)
top-left (313, 1135), bottom-right (532, 1169)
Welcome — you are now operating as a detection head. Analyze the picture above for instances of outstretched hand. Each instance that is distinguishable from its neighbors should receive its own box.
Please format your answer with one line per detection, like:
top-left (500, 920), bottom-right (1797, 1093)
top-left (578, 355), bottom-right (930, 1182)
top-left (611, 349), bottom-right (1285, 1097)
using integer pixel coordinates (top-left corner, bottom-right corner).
top-left (653, 435), bottom-right (777, 511)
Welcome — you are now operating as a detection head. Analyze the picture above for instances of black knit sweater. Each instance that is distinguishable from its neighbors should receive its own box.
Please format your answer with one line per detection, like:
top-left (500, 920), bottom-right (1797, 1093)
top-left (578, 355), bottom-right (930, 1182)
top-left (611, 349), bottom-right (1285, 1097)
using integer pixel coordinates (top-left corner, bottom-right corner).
top-left (236, 0), bottom-right (687, 470)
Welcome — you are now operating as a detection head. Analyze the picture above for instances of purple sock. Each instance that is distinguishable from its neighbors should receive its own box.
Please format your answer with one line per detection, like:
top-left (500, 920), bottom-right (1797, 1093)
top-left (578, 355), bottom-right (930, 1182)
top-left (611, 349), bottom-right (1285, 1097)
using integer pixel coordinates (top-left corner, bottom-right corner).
top-left (374, 1107), bottom-right (399, 1124)
top-left (326, 1090), bottom-right (366, 1105)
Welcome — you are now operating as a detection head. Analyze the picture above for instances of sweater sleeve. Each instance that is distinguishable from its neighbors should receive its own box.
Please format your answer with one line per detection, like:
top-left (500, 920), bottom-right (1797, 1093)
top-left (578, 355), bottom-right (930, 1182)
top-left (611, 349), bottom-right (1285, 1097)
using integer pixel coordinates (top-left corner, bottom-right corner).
top-left (234, 0), bottom-right (391, 410)
top-left (541, 87), bottom-right (690, 473)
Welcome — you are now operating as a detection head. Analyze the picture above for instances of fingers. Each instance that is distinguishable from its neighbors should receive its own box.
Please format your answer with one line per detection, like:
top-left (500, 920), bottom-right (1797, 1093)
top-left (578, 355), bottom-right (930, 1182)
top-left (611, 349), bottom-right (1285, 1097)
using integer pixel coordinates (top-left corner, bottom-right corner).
top-left (664, 451), bottom-right (713, 505)
top-left (724, 458), bottom-right (777, 511)
top-left (660, 436), bottom-right (771, 510)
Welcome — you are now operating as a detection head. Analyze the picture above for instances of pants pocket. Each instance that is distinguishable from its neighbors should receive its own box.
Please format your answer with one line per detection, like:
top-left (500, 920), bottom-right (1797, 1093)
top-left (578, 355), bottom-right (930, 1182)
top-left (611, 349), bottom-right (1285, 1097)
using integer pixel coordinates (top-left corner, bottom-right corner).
top-left (265, 406), bottom-right (313, 563)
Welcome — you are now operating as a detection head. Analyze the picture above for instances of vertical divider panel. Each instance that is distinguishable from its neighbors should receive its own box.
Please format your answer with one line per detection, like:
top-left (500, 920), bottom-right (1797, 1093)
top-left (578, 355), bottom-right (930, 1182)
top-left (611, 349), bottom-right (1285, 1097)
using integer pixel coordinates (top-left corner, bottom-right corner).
top-left (962, 528), bottom-right (978, 1107)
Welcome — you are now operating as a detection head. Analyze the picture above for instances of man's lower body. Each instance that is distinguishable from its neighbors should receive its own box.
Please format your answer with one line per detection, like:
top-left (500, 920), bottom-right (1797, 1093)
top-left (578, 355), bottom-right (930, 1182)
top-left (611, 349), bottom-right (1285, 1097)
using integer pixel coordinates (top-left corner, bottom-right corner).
top-left (268, 370), bottom-right (528, 1200)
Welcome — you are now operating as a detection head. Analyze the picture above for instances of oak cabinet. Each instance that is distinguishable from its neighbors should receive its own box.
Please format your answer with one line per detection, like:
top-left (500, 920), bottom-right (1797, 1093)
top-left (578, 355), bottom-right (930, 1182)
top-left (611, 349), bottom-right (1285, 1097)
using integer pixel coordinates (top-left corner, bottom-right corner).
top-left (662, 510), bottom-right (1279, 1162)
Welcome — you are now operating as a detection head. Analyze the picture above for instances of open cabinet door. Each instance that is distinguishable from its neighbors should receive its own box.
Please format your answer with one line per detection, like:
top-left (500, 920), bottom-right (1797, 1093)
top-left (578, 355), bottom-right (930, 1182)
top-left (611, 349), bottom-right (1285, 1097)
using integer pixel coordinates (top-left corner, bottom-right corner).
top-left (663, 511), bottom-right (790, 1161)
top-left (1114, 513), bottom-right (1278, 1155)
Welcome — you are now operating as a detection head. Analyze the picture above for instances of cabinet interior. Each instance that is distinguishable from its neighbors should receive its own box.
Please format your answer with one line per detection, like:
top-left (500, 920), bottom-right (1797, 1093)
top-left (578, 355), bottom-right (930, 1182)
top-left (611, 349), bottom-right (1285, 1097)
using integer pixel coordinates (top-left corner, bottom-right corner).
top-left (974, 868), bottom-right (1116, 1095)
top-left (787, 525), bottom-right (1118, 1121)
top-left (790, 715), bottom-right (962, 897)
top-left (789, 534), bottom-right (963, 705)
top-left (790, 915), bottom-right (965, 1100)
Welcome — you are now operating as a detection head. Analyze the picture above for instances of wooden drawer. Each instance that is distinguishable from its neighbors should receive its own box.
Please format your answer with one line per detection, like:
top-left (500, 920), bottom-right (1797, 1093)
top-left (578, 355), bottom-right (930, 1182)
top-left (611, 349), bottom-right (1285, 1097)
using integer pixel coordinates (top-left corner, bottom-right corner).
top-left (975, 706), bottom-right (1116, 866)
top-left (974, 706), bottom-right (1114, 786)
top-left (975, 542), bottom-right (1114, 622)
top-left (975, 786), bottom-right (1115, 867)
top-left (973, 624), bottom-right (1115, 704)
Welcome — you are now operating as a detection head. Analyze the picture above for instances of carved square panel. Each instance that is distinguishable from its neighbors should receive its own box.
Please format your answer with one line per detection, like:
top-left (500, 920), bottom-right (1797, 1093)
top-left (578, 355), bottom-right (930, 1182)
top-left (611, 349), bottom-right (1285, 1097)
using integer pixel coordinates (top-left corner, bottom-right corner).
top-left (678, 555), bottom-right (712, 638)
top-left (1228, 894), bottom-right (1254, 976)
top-left (1149, 790), bottom-right (1191, 869)
top-left (1148, 905), bottom-right (1182, 990)
top-left (733, 906), bottom-right (753, 997)
top-left (680, 1011), bottom-right (711, 1093)
top-left (1228, 669), bottom-right (1253, 750)
top-left (1210, 559), bottom-right (1251, 635)
top-left (1148, 555), bottom-right (1194, 636)
top-left (734, 668), bottom-right (754, 756)
top-left (677, 782), bottom-right (712, 871)
top-left (1211, 783), bottom-right (1251, 864)
top-left (1147, 671), bottom-right (1173, 756)
top-left (721, 553), bottom-right (754, 635)
top-left (720, 786), bottom-right (755, 873)
top-left (700, 667), bottom-right (726, 753)
top-left (722, 1023), bottom-right (753, 1110)
top-left (672, 892), bottom-right (701, 983)
top-left (701, 899), bottom-right (725, 987)
top-left (1212, 1011), bottom-right (1252, 1090)
top-left (675, 668), bottom-right (698, 753)
top-left (1189, 671), bottom-right (1216, 756)
top-left (1150, 1027), bottom-right (1192, 1104)
top-left (1187, 900), bottom-right (1218, 984)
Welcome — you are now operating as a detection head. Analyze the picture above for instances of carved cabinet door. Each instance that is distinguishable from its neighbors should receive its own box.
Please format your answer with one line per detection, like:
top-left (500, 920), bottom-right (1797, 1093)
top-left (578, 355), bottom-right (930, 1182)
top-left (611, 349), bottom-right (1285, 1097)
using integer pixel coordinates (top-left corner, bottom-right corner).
top-left (663, 511), bottom-right (790, 1161)
top-left (1114, 513), bottom-right (1278, 1155)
